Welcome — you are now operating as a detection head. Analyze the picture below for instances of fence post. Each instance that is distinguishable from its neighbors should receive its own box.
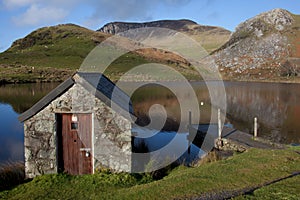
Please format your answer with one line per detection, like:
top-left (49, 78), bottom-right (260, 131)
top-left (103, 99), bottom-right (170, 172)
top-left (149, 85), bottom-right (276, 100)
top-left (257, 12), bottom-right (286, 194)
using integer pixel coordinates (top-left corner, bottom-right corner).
top-left (218, 109), bottom-right (222, 139)
top-left (254, 117), bottom-right (258, 139)
top-left (188, 111), bottom-right (192, 154)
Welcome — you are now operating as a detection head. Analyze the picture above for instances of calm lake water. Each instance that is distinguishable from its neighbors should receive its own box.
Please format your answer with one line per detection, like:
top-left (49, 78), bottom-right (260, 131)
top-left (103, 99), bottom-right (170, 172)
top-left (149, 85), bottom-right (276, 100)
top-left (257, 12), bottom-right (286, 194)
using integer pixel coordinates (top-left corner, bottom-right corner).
top-left (0, 81), bottom-right (299, 163)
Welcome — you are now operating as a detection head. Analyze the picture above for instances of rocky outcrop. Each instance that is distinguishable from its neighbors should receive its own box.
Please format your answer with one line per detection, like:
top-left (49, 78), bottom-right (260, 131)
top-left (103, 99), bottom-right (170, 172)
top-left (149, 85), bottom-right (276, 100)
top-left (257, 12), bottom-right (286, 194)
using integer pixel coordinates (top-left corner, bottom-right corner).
top-left (213, 9), bottom-right (300, 81)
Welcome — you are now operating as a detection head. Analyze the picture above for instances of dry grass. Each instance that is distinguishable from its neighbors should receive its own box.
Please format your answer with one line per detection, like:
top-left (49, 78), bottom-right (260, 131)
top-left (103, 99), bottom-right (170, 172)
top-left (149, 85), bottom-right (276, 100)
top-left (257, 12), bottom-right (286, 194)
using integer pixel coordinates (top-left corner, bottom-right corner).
top-left (0, 162), bottom-right (25, 191)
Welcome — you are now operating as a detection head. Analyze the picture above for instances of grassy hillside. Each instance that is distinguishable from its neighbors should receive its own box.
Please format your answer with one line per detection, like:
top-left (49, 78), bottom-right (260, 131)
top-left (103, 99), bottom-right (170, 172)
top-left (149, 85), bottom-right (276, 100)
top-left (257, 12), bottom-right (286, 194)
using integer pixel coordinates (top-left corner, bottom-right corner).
top-left (1, 24), bottom-right (108, 69)
top-left (1, 147), bottom-right (300, 199)
top-left (0, 24), bottom-right (110, 83)
top-left (183, 24), bottom-right (231, 53)
top-left (0, 23), bottom-right (206, 83)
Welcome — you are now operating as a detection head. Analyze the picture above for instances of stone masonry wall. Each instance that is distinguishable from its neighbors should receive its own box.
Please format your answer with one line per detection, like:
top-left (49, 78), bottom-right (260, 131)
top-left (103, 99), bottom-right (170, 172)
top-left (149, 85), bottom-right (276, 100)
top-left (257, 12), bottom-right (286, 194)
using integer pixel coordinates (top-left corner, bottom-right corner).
top-left (24, 81), bottom-right (132, 178)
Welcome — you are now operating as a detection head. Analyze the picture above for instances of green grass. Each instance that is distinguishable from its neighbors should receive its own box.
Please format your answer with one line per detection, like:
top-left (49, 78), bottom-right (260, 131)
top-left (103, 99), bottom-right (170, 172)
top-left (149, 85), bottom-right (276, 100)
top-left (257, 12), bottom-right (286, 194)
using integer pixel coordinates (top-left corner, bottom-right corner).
top-left (0, 171), bottom-right (153, 200)
top-left (1, 147), bottom-right (300, 199)
top-left (234, 175), bottom-right (300, 199)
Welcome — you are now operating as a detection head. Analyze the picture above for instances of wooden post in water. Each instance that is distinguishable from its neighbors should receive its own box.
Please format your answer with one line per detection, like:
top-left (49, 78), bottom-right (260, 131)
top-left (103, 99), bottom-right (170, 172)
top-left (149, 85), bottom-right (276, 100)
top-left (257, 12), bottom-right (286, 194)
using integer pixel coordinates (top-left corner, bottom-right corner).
top-left (254, 117), bottom-right (258, 139)
top-left (218, 109), bottom-right (222, 139)
top-left (188, 111), bottom-right (191, 154)
top-left (189, 111), bottom-right (192, 127)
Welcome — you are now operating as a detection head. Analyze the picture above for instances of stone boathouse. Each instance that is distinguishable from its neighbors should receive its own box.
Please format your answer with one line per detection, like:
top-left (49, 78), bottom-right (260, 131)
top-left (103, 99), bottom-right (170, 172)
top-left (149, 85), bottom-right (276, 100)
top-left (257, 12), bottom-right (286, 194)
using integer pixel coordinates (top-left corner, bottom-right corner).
top-left (19, 72), bottom-right (135, 178)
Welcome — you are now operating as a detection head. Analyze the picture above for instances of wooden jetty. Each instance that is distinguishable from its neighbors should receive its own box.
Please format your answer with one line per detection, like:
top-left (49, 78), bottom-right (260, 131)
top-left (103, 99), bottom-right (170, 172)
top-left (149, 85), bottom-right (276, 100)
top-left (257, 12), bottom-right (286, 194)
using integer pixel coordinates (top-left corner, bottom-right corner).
top-left (189, 124), bottom-right (283, 151)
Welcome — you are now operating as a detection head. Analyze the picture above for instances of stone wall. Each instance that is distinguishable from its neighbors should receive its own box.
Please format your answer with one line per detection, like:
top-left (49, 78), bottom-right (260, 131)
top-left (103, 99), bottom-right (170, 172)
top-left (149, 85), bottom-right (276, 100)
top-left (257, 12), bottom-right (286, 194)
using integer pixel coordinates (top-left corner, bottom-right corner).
top-left (24, 80), bottom-right (132, 178)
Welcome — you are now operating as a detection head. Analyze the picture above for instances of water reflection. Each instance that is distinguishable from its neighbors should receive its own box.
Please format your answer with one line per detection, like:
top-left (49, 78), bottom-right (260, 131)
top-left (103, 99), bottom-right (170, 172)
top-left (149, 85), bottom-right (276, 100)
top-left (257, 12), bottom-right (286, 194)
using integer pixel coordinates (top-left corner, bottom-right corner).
top-left (0, 104), bottom-right (23, 162)
top-left (0, 81), bottom-right (299, 164)
top-left (126, 81), bottom-right (300, 144)
top-left (0, 83), bottom-right (59, 163)
top-left (225, 82), bottom-right (300, 143)
top-left (132, 127), bottom-right (204, 168)
top-left (123, 82), bottom-right (214, 132)
top-left (0, 83), bottom-right (60, 113)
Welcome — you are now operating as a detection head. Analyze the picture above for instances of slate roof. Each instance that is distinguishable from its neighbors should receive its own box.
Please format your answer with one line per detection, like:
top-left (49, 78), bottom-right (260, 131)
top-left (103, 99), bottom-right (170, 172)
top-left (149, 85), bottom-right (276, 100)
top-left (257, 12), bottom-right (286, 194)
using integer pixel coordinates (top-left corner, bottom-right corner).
top-left (18, 72), bottom-right (134, 122)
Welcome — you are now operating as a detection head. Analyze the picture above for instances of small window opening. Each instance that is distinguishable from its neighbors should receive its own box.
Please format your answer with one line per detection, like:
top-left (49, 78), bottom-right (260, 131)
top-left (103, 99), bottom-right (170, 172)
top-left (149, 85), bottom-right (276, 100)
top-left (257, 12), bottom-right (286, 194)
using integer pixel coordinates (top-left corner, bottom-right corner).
top-left (71, 122), bottom-right (79, 130)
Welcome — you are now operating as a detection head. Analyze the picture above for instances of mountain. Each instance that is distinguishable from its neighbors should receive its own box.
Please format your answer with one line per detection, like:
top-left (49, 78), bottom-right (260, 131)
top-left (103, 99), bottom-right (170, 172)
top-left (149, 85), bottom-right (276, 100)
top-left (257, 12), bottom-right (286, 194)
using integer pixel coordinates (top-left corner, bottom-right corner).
top-left (212, 9), bottom-right (300, 82)
top-left (5, 24), bottom-right (109, 67)
top-left (98, 19), bottom-right (231, 53)
top-left (1, 10), bottom-right (299, 83)
top-left (0, 20), bottom-right (230, 83)
top-left (0, 24), bottom-right (110, 83)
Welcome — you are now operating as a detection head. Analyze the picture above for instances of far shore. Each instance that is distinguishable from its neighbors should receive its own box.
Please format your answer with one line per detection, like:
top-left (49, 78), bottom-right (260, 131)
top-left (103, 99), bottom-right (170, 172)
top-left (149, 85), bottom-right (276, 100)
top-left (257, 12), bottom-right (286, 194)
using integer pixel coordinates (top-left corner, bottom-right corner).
top-left (0, 65), bottom-right (300, 85)
top-left (1, 77), bottom-right (300, 85)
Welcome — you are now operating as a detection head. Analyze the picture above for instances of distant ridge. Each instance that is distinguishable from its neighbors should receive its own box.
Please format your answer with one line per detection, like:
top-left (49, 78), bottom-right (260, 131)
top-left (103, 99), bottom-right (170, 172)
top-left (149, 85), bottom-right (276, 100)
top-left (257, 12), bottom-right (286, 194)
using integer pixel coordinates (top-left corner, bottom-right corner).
top-left (97, 19), bottom-right (231, 53)
top-left (0, 9), bottom-right (299, 83)
top-left (97, 19), bottom-right (198, 34)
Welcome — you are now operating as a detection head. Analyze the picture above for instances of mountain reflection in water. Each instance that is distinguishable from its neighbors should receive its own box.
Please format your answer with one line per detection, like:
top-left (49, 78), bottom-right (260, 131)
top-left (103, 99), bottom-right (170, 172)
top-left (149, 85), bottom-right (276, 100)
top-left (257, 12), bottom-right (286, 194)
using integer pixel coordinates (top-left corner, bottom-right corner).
top-left (0, 81), bottom-right (299, 163)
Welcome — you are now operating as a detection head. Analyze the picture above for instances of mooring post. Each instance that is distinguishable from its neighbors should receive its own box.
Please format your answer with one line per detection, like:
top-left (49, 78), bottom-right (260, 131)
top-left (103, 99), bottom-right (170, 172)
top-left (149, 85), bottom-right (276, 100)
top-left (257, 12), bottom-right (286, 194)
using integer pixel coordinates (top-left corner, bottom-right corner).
top-left (218, 108), bottom-right (221, 139)
top-left (187, 111), bottom-right (192, 154)
top-left (189, 110), bottom-right (192, 127)
top-left (188, 111), bottom-right (192, 154)
top-left (254, 117), bottom-right (258, 139)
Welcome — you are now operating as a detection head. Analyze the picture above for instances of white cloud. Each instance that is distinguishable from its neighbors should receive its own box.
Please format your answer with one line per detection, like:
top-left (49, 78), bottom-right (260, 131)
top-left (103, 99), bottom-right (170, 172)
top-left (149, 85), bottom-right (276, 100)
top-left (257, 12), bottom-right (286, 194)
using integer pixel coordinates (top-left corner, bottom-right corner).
top-left (3, 0), bottom-right (39, 8)
top-left (83, 18), bottom-right (104, 30)
top-left (12, 4), bottom-right (68, 26)
top-left (84, 0), bottom-right (191, 28)
top-left (5, 0), bottom-right (192, 28)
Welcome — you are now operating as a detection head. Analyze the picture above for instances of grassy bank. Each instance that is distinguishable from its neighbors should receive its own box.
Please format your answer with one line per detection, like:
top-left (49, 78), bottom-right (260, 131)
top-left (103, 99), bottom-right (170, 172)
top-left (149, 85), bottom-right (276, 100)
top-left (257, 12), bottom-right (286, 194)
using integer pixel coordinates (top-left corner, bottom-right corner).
top-left (0, 147), bottom-right (299, 199)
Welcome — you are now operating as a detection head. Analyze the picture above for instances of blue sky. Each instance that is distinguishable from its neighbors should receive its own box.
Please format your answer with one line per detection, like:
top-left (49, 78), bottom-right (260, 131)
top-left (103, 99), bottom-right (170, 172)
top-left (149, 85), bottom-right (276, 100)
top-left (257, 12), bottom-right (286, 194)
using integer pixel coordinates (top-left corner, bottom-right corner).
top-left (0, 0), bottom-right (299, 52)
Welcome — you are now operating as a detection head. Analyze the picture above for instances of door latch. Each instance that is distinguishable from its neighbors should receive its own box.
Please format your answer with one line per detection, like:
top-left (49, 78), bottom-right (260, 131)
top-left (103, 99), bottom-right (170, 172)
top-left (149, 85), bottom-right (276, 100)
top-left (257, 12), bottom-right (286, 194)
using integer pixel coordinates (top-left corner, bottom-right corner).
top-left (80, 148), bottom-right (91, 157)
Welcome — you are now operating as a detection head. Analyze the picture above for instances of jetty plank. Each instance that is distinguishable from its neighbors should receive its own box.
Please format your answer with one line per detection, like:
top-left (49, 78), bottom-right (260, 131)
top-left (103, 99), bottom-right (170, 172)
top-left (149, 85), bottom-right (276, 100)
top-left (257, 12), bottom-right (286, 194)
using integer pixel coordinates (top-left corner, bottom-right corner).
top-left (190, 124), bottom-right (283, 150)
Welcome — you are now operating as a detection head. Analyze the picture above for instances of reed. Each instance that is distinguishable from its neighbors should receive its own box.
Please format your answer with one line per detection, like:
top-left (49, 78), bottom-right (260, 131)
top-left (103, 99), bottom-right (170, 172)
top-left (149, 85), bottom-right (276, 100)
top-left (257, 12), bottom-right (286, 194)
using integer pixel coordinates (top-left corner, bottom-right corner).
top-left (0, 161), bottom-right (25, 191)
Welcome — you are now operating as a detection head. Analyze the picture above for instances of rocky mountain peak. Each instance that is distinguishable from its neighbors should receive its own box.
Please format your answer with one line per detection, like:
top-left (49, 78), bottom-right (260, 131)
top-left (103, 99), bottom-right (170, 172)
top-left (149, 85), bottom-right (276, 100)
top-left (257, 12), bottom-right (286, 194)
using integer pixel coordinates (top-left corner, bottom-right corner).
top-left (261, 8), bottom-right (294, 30)
top-left (233, 9), bottom-right (293, 40)
top-left (212, 9), bottom-right (299, 82)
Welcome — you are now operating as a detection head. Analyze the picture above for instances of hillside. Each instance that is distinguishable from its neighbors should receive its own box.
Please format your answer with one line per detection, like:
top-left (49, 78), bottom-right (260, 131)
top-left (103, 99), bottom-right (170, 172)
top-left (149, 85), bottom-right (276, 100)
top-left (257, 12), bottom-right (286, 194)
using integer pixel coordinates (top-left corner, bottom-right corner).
top-left (2, 24), bottom-right (110, 68)
top-left (0, 10), bottom-right (299, 83)
top-left (0, 20), bottom-right (229, 83)
top-left (0, 24), bottom-right (110, 83)
top-left (98, 19), bottom-right (231, 53)
top-left (212, 9), bottom-right (300, 82)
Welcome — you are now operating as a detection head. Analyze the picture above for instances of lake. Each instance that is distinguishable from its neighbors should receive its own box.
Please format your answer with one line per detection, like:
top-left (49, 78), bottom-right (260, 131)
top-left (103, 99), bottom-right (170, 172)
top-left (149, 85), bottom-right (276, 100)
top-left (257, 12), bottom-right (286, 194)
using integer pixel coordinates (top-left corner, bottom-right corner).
top-left (0, 81), bottom-right (299, 163)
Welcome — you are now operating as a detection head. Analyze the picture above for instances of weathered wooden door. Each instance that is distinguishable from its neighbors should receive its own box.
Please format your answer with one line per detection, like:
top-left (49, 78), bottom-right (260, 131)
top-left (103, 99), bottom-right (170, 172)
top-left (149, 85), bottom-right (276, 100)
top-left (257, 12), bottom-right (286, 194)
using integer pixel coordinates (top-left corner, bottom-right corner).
top-left (61, 113), bottom-right (92, 175)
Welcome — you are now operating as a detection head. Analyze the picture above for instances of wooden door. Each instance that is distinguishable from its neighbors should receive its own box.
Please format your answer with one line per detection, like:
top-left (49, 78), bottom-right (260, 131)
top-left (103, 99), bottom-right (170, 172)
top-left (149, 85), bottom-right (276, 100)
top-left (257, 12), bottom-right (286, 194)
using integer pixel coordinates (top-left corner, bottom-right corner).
top-left (61, 113), bottom-right (92, 175)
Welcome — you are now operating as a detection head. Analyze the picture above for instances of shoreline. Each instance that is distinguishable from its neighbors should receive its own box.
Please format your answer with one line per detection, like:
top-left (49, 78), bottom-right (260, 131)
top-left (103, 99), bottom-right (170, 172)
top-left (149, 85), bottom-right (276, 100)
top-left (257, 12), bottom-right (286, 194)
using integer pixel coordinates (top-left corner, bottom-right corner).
top-left (1, 64), bottom-right (300, 85)
top-left (1, 76), bottom-right (300, 85)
